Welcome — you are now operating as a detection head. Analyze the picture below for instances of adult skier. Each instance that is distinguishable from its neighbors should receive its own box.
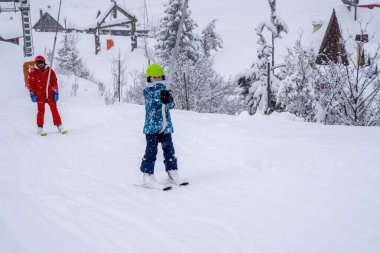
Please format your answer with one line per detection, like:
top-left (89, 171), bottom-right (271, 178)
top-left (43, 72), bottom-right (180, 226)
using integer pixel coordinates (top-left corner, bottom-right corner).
top-left (28, 55), bottom-right (66, 135)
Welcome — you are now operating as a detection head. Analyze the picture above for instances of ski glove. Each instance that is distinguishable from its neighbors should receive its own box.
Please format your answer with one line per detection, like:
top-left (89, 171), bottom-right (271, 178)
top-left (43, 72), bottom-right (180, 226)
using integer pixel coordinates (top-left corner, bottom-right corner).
top-left (160, 90), bottom-right (173, 104)
top-left (30, 92), bottom-right (37, 103)
top-left (54, 92), bottom-right (59, 102)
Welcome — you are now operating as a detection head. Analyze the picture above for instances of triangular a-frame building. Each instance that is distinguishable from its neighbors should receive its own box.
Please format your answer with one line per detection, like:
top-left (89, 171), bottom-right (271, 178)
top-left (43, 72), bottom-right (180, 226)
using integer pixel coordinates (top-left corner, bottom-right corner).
top-left (316, 9), bottom-right (349, 65)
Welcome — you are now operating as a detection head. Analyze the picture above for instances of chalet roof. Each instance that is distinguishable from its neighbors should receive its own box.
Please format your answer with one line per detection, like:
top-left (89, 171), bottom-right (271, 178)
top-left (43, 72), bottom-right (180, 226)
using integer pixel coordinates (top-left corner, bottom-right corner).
top-left (316, 9), bottom-right (349, 65)
top-left (88, 2), bottom-right (137, 30)
top-left (33, 12), bottom-right (64, 30)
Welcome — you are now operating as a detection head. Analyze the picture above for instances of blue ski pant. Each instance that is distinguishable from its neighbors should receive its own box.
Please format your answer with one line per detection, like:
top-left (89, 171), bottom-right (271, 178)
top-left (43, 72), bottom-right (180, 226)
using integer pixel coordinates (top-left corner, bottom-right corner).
top-left (140, 133), bottom-right (178, 174)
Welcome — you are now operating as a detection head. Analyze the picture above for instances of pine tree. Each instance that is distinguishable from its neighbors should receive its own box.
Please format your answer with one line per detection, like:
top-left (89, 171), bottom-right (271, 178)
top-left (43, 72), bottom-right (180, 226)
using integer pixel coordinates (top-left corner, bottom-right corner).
top-left (154, 0), bottom-right (236, 114)
top-left (155, 0), bottom-right (201, 65)
top-left (278, 39), bottom-right (317, 121)
top-left (237, 0), bottom-right (288, 115)
top-left (201, 19), bottom-right (223, 57)
top-left (56, 33), bottom-right (89, 78)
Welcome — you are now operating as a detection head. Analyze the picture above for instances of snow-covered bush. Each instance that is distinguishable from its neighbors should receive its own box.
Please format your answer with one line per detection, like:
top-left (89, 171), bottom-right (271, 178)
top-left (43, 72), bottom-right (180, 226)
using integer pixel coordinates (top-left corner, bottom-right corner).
top-left (56, 32), bottom-right (90, 79)
top-left (278, 39), bottom-right (318, 122)
top-left (237, 0), bottom-right (288, 115)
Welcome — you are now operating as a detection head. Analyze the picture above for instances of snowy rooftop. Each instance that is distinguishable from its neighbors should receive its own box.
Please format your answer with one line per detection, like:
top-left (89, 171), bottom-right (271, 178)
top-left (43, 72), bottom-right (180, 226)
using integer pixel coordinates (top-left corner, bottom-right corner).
top-left (0, 13), bottom-right (23, 39)
top-left (357, 1), bottom-right (380, 5)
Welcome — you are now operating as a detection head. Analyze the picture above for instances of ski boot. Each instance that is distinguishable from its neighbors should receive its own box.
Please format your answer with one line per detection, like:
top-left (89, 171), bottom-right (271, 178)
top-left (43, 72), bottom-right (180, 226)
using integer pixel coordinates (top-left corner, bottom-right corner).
top-left (143, 173), bottom-right (171, 191)
top-left (37, 127), bottom-right (47, 136)
top-left (57, 125), bottom-right (68, 134)
top-left (167, 170), bottom-right (189, 186)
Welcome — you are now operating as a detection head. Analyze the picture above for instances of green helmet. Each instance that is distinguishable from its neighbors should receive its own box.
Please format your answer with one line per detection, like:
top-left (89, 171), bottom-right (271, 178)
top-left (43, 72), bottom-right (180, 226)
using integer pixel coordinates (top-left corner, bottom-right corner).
top-left (146, 64), bottom-right (164, 77)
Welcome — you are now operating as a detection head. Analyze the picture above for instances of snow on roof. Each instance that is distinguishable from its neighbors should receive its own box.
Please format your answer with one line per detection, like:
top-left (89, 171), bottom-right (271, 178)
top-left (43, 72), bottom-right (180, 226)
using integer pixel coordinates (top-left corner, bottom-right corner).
top-left (0, 13), bottom-right (23, 40)
top-left (87, 2), bottom-right (137, 30)
top-left (95, 18), bottom-right (133, 29)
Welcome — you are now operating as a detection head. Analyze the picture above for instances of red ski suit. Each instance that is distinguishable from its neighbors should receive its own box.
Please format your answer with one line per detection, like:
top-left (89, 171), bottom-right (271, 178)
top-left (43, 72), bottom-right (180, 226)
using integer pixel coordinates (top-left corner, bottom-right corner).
top-left (28, 66), bottom-right (62, 127)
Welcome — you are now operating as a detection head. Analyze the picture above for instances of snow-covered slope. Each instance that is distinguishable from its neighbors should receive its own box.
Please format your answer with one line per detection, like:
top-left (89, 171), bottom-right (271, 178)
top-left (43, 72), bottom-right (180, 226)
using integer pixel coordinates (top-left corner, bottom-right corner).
top-left (1, 39), bottom-right (380, 252)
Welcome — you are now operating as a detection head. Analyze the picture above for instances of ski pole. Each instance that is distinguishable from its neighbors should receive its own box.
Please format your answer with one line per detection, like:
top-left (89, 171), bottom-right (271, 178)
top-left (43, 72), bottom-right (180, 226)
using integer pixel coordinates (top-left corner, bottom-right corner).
top-left (159, 0), bottom-right (189, 133)
top-left (166, 0), bottom-right (189, 89)
top-left (46, 0), bottom-right (63, 99)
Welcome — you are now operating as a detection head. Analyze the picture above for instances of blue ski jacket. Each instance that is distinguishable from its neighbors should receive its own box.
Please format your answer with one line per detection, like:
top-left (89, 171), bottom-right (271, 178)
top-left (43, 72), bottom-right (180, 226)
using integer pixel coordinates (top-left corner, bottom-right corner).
top-left (143, 81), bottom-right (175, 134)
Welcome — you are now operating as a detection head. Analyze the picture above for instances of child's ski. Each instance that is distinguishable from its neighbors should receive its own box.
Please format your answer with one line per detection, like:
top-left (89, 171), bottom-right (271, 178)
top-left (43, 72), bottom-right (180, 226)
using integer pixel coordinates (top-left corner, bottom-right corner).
top-left (134, 184), bottom-right (172, 191)
top-left (166, 179), bottom-right (189, 187)
top-left (172, 181), bottom-right (189, 186)
top-left (37, 130), bottom-right (68, 136)
top-left (166, 178), bottom-right (190, 186)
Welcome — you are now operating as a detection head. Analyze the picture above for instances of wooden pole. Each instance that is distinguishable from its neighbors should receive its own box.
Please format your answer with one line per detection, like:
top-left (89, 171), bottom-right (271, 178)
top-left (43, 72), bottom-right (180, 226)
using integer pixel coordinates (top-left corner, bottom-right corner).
top-left (267, 62), bottom-right (271, 114)
top-left (46, 0), bottom-right (62, 99)
top-left (118, 57), bottom-right (121, 102)
top-left (183, 72), bottom-right (189, 110)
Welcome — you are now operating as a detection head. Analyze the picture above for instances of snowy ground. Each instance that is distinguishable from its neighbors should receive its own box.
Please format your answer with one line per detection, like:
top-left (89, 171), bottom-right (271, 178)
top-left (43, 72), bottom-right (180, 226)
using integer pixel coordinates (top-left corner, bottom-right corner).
top-left (1, 42), bottom-right (380, 253)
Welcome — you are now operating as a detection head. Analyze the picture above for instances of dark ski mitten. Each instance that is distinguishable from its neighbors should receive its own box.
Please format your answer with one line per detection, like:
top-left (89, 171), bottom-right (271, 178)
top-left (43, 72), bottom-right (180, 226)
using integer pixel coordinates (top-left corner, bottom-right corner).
top-left (161, 90), bottom-right (173, 104)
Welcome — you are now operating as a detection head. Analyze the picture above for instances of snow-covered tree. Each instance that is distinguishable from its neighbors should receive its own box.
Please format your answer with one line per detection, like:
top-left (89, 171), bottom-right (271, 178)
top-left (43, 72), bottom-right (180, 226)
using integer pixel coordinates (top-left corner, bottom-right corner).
top-left (154, 0), bottom-right (200, 111)
top-left (56, 32), bottom-right (89, 79)
top-left (172, 56), bottom-right (233, 113)
top-left (155, 0), bottom-right (201, 65)
top-left (111, 50), bottom-right (128, 102)
top-left (237, 0), bottom-right (288, 115)
top-left (268, 0), bottom-right (288, 68)
top-left (315, 45), bottom-right (380, 126)
top-left (123, 70), bottom-right (145, 105)
top-left (307, 21), bottom-right (380, 126)
top-left (373, 92), bottom-right (380, 125)
top-left (154, 0), bottom-right (235, 114)
top-left (278, 39), bottom-right (318, 121)
top-left (201, 19), bottom-right (223, 57)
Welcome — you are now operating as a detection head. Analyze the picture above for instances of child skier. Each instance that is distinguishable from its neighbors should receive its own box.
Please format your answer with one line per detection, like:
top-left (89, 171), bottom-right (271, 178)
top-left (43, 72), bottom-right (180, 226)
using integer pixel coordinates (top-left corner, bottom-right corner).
top-left (140, 64), bottom-right (187, 188)
top-left (28, 55), bottom-right (66, 135)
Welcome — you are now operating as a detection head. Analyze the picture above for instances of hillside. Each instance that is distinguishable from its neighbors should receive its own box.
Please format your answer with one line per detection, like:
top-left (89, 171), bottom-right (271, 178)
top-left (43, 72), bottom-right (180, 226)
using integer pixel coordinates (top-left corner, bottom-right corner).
top-left (26, 0), bottom-right (351, 77)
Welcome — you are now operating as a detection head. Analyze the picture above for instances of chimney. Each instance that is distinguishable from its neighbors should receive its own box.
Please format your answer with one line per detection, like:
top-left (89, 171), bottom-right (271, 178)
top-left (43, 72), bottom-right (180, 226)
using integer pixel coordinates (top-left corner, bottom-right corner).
top-left (40, 9), bottom-right (43, 18)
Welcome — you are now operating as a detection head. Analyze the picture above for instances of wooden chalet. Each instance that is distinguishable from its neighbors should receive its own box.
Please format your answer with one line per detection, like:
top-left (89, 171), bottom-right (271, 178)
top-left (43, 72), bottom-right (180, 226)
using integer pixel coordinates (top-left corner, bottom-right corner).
top-left (33, 10), bottom-right (64, 32)
top-left (88, 1), bottom-right (138, 54)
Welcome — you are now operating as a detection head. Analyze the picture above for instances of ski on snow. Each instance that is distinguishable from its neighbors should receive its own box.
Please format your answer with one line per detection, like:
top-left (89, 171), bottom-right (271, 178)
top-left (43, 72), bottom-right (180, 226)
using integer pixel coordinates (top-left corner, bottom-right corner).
top-left (134, 183), bottom-right (173, 191)
top-left (134, 180), bottom-right (189, 191)
top-left (168, 180), bottom-right (189, 186)
top-left (39, 130), bottom-right (68, 136)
